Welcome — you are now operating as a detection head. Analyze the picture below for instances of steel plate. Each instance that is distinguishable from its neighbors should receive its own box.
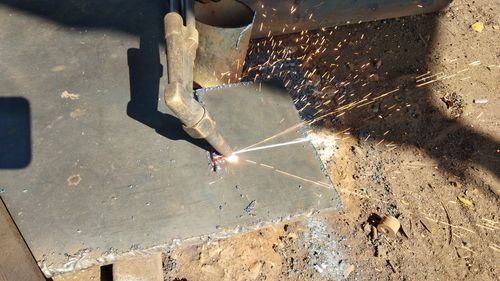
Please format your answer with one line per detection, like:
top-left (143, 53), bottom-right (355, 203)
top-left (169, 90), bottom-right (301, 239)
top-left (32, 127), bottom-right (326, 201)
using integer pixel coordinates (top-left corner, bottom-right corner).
top-left (0, 4), bottom-right (340, 277)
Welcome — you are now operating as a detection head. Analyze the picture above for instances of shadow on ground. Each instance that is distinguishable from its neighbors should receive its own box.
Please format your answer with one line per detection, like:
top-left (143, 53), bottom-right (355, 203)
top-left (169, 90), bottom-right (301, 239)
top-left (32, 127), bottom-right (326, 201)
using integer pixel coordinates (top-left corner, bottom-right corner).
top-left (244, 13), bottom-right (499, 186)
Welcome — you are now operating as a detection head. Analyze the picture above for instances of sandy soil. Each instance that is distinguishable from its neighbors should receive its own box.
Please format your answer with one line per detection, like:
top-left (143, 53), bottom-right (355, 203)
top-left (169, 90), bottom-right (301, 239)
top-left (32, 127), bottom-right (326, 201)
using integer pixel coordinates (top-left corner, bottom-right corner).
top-left (164, 0), bottom-right (499, 280)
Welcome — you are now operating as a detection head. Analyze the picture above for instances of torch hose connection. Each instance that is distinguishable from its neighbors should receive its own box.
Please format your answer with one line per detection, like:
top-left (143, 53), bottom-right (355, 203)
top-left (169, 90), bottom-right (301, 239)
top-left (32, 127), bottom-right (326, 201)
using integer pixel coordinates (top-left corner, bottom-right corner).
top-left (164, 11), bottom-right (233, 157)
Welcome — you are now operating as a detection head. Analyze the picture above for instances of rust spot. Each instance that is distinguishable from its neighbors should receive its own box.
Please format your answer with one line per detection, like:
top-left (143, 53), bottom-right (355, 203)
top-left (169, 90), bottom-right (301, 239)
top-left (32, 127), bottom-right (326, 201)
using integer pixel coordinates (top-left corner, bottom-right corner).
top-left (67, 174), bottom-right (81, 186)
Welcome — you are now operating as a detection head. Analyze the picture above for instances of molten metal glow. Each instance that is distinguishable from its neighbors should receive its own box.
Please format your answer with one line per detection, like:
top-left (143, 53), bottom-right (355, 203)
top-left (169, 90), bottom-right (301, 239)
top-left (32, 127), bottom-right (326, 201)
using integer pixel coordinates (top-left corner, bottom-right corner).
top-left (225, 154), bottom-right (239, 163)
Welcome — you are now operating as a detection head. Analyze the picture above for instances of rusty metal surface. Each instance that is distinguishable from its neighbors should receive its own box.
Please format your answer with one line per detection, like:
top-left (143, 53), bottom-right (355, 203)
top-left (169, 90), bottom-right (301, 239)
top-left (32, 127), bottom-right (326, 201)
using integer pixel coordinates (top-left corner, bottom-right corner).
top-left (194, 0), bottom-right (254, 87)
top-left (0, 5), bottom-right (340, 277)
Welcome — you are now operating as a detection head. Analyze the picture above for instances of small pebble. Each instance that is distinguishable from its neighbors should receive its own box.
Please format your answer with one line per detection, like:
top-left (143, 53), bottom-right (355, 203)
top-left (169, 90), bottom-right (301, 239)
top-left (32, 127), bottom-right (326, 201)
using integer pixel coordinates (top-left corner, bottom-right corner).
top-left (471, 22), bottom-right (484, 33)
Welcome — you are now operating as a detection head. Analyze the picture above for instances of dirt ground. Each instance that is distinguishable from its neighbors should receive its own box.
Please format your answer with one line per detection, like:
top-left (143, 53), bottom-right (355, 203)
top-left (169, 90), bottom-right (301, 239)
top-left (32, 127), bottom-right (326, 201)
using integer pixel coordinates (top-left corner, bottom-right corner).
top-left (164, 0), bottom-right (499, 280)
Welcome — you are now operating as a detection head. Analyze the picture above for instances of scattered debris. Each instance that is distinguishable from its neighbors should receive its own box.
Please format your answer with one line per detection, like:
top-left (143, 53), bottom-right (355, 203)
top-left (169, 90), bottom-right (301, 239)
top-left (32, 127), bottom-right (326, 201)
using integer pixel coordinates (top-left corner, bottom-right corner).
top-left (244, 200), bottom-right (257, 216)
top-left (163, 254), bottom-right (176, 273)
top-left (377, 216), bottom-right (400, 238)
top-left (471, 22), bottom-right (484, 32)
top-left (440, 92), bottom-right (464, 117)
top-left (304, 218), bottom-right (345, 279)
top-left (457, 196), bottom-right (474, 208)
top-left (60, 90), bottom-right (80, 100)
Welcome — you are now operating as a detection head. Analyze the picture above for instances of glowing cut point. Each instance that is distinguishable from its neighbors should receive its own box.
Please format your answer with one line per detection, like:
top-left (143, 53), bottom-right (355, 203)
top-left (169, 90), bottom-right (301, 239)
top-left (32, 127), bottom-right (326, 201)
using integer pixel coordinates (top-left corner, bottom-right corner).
top-left (225, 154), bottom-right (239, 163)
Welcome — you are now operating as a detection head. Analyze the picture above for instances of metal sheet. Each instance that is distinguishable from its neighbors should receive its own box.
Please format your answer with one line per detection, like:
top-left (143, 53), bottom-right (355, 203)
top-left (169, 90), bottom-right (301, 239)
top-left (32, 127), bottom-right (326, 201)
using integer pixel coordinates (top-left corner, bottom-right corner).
top-left (0, 5), bottom-right (340, 278)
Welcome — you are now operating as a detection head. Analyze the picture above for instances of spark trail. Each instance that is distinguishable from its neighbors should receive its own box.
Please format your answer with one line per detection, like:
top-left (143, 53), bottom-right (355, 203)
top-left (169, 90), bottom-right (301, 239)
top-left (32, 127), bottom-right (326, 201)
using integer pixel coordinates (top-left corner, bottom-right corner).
top-left (234, 138), bottom-right (310, 155)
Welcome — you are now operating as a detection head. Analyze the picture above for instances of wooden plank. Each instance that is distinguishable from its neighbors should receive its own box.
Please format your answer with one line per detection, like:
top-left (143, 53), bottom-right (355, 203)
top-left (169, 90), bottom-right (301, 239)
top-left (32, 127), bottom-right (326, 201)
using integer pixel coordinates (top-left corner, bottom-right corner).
top-left (0, 198), bottom-right (45, 281)
top-left (113, 253), bottom-right (164, 281)
top-left (52, 266), bottom-right (100, 281)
